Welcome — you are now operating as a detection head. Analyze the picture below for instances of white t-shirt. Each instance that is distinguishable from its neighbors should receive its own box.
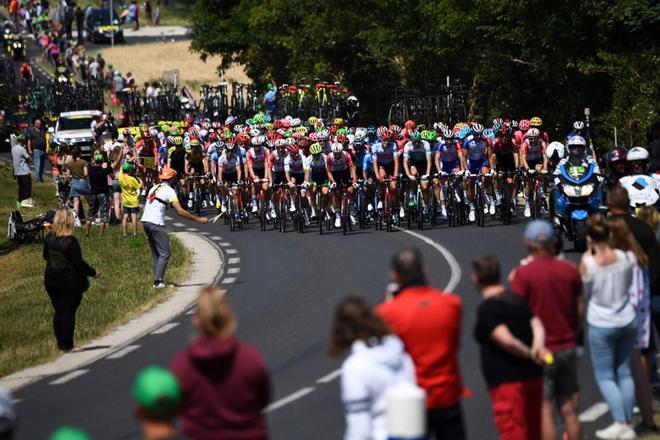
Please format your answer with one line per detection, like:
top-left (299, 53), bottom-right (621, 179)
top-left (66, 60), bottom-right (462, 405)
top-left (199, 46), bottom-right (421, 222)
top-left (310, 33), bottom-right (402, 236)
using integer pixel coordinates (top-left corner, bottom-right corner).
top-left (141, 183), bottom-right (179, 225)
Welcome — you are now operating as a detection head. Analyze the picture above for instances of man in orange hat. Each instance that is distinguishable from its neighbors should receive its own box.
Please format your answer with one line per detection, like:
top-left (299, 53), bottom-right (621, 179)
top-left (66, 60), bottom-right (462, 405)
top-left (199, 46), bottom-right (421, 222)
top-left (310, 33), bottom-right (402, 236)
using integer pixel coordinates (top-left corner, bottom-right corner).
top-left (141, 167), bottom-right (208, 288)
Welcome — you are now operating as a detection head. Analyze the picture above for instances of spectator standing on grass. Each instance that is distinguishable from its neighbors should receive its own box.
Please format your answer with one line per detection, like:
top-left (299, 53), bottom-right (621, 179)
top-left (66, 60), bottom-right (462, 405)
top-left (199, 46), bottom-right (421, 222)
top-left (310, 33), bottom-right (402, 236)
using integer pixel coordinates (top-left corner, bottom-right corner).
top-left (144, 0), bottom-right (152, 25)
top-left (376, 248), bottom-right (466, 440)
top-left (152, 0), bottom-right (159, 26)
top-left (171, 286), bottom-right (271, 439)
top-left (75, 5), bottom-right (83, 43)
top-left (141, 167), bottom-right (207, 288)
top-left (85, 151), bottom-right (118, 237)
top-left (511, 220), bottom-right (583, 440)
top-left (329, 296), bottom-right (416, 440)
top-left (65, 146), bottom-right (90, 220)
top-left (580, 214), bottom-right (637, 440)
top-left (26, 117), bottom-right (48, 182)
top-left (118, 161), bottom-right (141, 237)
top-left (128, 0), bottom-right (139, 30)
top-left (472, 255), bottom-right (546, 440)
top-left (132, 366), bottom-right (182, 440)
top-left (11, 133), bottom-right (33, 208)
top-left (44, 208), bottom-right (100, 352)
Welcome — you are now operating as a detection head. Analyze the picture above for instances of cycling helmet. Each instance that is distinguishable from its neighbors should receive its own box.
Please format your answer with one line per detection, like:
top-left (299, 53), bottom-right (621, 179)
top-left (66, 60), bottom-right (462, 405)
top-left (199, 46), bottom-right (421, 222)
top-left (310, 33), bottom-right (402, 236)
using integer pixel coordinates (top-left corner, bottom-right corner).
top-left (287, 145), bottom-right (300, 155)
top-left (530, 117), bottom-right (543, 127)
top-left (189, 138), bottom-right (200, 147)
top-left (274, 139), bottom-right (286, 148)
top-left (250, 128), bottom-right (262, 137)
top-left (546, 141), bottom-right (565, 161)
top-left (471, 123), bottom-right (484, 134)
top-left (483, 128), bottom-right (495, 140)
top-left (307, 116), bottom-right (318, 126)
top-left (291, 118), bottom-right (302, 127)
top-left (336, 134), bottom-right (347, 145)
top-left (225, 140), bottom-right (236, 151)
top-left (606, 146), bottom-right (628, 164)
top-left (354, 129), bottom-right (366, 141)
top-left (171, 136), bottom-right (183, 146)
top-left (285, 137), bottom-right (297, 146)
top-left (331, 142), bottom-right (343, 153)
top-left (328, 125), bottom-right (338, 135)
top-left (492, 117), bottom-right (504, 126)
top-left (292, 132), bottom-right (303, 140)
top-left (526, 128), bottom-right (541, 138)
top-left (264, 122), bottom-right (274, 131)
top-left (139, 123), bottom-right (149, 133)
top-left (567, 135), bottom-right (586, 146)
top-left (251, 135), bottom-right (266, 146)
top-left (518, 119), bottom-right (530, 131)
top-left (314, 121), bottom-right (325, 133)
top-left (377, 126), bottom-right (390, 139)
top-left (333, 118), bottom-right (344, 126)
top-left (253, 113), bottom-right (265, 124)
top-left (346, 96), bottom-right (359, 107)
top-left (295, 126), bottom-right (308, 135)
top-left (420, 130), bottom-right (436, 141)
top-left (441, 128), bottom-right (454, 139)
top-left (309, 142), bottom-right (323, 155)
top-left (408, 131), bottom-right (421, 141)
top-left (308, 132), bottom-right (318, 142)
top-left (498, 124), bottom-right (510, 135)
top-left (298, 137), bottom-right (310, 149)
top-left (573, 120), bottom-right (585, 130)
top-left (404, 120), bottom-right (415, 130)
top-left (166, 135), bottom-right (177, 145)
top-left (265, 139), bottom-right (275, 148)
top-left (389, 124), bottom-right (401, 135)
top-left (511, 120), bottom-right (519, 128)
top-left (317, 129), bottom-right (330, 140)
top-left (281, 117), bottom-right (292, 128)
top-left (148, 128), bottom-right (158, 137)
top-left (626, 146), bottom-right (649, 162)
top-left (237, 132), bottom-right (250, 144)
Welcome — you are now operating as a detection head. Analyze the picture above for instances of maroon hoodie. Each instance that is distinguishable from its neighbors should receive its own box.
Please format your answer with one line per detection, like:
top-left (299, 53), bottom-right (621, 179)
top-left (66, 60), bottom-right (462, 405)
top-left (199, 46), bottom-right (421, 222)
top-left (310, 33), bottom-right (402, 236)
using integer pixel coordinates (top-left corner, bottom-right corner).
top-left (171, 335), bottom-right (271, 440)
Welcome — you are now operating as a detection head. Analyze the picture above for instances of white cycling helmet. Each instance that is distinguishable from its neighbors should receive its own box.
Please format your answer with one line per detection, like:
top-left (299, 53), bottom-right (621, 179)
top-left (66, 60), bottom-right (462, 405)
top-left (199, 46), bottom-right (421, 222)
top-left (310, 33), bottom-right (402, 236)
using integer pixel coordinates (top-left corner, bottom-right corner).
top-left (567, 135), bottom-right (586, 146)
top-left (251, 135), bottom-right (266, 146)
top-left (274, 139), bottom-right (286, 148)
top-left (527, 128), bottom-right (541, 138)
top-left (317, 129), bottom-right (330, 140)
top-left (331, 142), bottom-right (343, 153)
top-left (441, 128), bottom-right (454, 139)
top-left (573, 120), bottom-right (585, 130)
top-left (472, 123), bottom-right (484, 134)
top-left (626, 146), bottom-right (649, 162)
top-left (250, 128), bottom-right (262, 137)
top-left (285, 137), bottom-right (296, 146)
top-left (290, 118), bottom-right (301, 127)
top-left (546, 141), bottom-right (565, 161)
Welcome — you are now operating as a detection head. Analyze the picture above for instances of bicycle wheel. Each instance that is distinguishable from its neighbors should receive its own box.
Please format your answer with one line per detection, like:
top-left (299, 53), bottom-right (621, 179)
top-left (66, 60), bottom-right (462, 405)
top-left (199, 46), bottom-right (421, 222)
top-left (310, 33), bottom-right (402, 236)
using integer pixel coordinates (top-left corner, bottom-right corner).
top-left (501, 184), bottom-right (512, 225)
top-left (476, 185), bottom-right (486, 227)
top-left (417, 191), bottom-right (424, 230)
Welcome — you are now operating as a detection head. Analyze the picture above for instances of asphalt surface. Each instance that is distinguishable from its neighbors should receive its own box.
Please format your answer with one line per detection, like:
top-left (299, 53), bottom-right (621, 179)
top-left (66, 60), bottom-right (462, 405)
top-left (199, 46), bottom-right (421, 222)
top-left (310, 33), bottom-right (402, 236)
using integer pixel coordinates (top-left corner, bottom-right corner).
top-left (12, 209), bottom-right (613, 439)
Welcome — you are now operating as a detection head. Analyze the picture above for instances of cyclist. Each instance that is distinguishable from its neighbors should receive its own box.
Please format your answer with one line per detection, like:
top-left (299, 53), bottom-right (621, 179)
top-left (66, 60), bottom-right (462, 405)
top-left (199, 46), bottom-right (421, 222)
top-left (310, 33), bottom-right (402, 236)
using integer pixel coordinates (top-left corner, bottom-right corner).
top-left (304, 142), bottom-right (331, 220)
top-left (327, 142), bottom-right (357, 228)
top-left (184, 138), bottom-right (208, 209)
top-left (605, 146), bottom-right (628, 189)
top-left (246, 135), bottom-right (271, 213)
top-left (136, 126), bottom-right (159, 192)
top-left (433, 128), bottom-right (463, 219)
top-left (371, 127), bottom-right (403, 217)
top-left (284, 144), bottom-right (307, 215)
top-left (217, 140), bottom-right (243, 215)
top-left (461, 123), bottom-right (494, 222)
top-left (529, 116), bottom-right (549, 143)
top-left (402, 131), bottom-right (432, 217)
top-left (491, 124), bottom-right (518, 208)
top-left (350, 129), bottom-right (370, 184)
top-left (19, 62), bottom-right (32, 83)
top-left (167, 136), bottom-right (187, 200)
top-left (268, 139), bottom-right (288, 218)
top-left (520, 127), bottom-right (548, 218)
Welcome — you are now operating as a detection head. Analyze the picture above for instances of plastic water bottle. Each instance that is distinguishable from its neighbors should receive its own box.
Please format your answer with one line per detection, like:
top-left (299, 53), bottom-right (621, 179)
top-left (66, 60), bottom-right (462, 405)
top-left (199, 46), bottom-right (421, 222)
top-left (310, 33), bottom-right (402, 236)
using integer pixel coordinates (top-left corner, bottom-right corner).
top-left (386, 383), bottom-right (426, 440)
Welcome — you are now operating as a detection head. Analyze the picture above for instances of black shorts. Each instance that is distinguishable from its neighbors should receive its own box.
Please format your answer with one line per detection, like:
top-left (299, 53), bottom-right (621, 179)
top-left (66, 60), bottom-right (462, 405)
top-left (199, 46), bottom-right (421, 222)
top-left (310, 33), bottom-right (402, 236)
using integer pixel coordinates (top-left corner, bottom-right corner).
top-left (252, 167), bottom-right (265, 180)
top-left (189, 162), bottom-right (205, 176)
top-left (409, 160), bottom-right (428, 174)
top-left (527, 158), bottom-right (543, 169)
top-left (289, 172), bottom-right (304, 184)
top-left (379, 162), bottom-right (396, 178)
top-left (332, 169), bottom-right (352, 186)
top-left (272, 170), bottom-right (286, 185)
top-left (496, 154), bottom-right (516, 172)
top-left (310, 170), bottom-right (328, 185)
top-left (222, 172), bottom-right (238, 184)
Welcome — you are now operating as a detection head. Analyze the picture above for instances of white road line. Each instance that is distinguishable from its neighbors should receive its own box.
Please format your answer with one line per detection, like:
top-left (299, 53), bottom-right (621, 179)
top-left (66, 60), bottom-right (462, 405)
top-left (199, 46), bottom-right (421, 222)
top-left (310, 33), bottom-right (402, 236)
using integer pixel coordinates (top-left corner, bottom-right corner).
top-left (186, 307), bottom-right (196, 315)
top-left (396, 228), bottom-right (462, 292)
top-left (151, 322), bottom-right (179, 334)
top-left (218, 242), bottom-right (232, 247)
top-left (222, 277), bottom-right (237, 285)
top-left (185, 228), bottom-right (198, 232)
top-left (225, 248), bottom-right (238, 254)
top-left (579, 402), bottom-right (609, 423)
top-left (264, 387), bottom-right (315, 413)
top-left (200, 231), bottom-right (210, 235)
top-left (227, 257), bottom-right (240, 265)
top-left (106, 345), bottom-right (140, 359)
top-left (226, 267), bottom-right (240, 274)
top-left (164, 216), bottom-right (173, 220)
top-left (173, 222), bottom-right (185, 227)
top-left (11, 399), bottom-right (22, 404)
top-left (50, 369), bottom-right (89, 385)
top-left (210, 236), bottom-right (223, 240)
top-left (316, 369), bottom-right (341, 384)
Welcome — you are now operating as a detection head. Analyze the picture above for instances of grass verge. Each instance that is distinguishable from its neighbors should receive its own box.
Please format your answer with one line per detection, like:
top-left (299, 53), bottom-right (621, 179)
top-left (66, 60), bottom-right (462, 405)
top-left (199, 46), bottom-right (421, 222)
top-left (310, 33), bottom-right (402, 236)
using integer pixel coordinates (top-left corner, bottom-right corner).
top-left (0, 162), bottom-right (191, 377)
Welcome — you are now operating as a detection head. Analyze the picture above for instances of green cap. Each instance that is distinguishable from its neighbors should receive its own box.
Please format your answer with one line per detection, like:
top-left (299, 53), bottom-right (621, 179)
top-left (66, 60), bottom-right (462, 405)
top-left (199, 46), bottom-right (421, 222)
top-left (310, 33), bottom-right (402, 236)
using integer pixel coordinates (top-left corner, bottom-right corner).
top-left (49, 427), bottom-right (91, 440)
top-left (122, 162), bottom-right (134, 173)
top-left (132, 366), bottom-right (181, 415)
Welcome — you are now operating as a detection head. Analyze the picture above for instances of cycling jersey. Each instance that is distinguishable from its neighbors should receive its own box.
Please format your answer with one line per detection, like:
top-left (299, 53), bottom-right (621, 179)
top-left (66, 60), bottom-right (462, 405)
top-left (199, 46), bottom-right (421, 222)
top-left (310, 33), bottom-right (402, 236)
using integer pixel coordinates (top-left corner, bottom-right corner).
top-left (492, 137), bottom-right (517, 155)
top-left (136, 138), bottom-right (157, 157)
top-left (326, 151), bottom-right (354, 172)
top-left (187, 146), bottom-right (205, 164)
top-left (351, 144), bottom-right (370, 172)
top-left (521, 138), bottom-right (547, 163)
top-left (463, 137), bottom-right (491, 161)
top-left (219, 153), bottom-right (240, 174)
top-left (284, 153), bottom-right (306, 174)
top-left (362, 153), bottom-right (375, 177)
top-left (246, 147), bottom-right (269, 170)
top-left (268, 150), bottom-right (287, 173)
top-left (435, 141), bottom-right (461, 164)
top-left (168, 148), bottom-right (186, 173)
top-left (304, 154), bottom-right (328, 174)
top-left (371, 141), bottom-right (399, 166)
top-left (403, 141), bottom-right (432, 165)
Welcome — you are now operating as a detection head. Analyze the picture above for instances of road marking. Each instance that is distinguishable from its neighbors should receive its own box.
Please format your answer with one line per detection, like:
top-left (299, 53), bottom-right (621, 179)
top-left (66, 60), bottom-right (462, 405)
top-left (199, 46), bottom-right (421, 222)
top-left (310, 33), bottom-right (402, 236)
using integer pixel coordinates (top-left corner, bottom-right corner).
top-left (106, 345), bottom-right (140, 359)
top-left (225, 248), bottom-right (238, 254)
top-left (227, 257), bottom-right (240, 265)
top-left (210, 236), bottom-right (223, 240)
top-left (151, 323), bottom-right (179, 334)
top-left (579, 402), bottom-right (609, 423)
top-left (222, 277), bottom-right (237, 285)
top-left (226, 267), bottom-right (240, 274)
top-left (186, 228), bottom-right (198, 232)
top-left (11, 399), bottom-right (22, 404)
top-left (396, 228), bottom-right (462, 292)
top-left (218, 242), bottom-right (232, 247)
top-left (186, 307), bottom-right (196, 315)
top-left (316, 369), bottom-right (341, 384)
top-left (164, 216), bottom-right (173, 220)
top-left (173, 222), bottom-right (185, 227)
top-left (50, 369), bottom-right (89, 385)
top-left (264, 387), bottom-right (315, 413)
top-left (200, 231), bottom-right (210, 235)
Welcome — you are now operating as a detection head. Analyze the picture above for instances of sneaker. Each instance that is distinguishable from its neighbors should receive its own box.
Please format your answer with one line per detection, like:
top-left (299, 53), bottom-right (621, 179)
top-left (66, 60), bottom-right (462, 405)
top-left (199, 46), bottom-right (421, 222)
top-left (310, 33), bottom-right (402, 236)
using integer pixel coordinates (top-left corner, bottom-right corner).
top-left (469, 208), bottom-right (475, 222)
top-left (634, 423), bottom-right (657, 436)
top-left (399, 207), bottom-right (405, 218)
top-left (334, 215), bottom-right (341, 228)
top-left (310, 208), bottom-right (317, 219)
top-left (269, 208), bottom-right (276, 219)
top-left (350, 214), bottom-right (357, 225)
top-left (154, 281), bottom-right (166, 289)
top-left (367, 203), bottom-right (373, 212)
top-left (251, 204), bottom-right (258, 214)
top-left (489, 202), bottom-right (495, 215)
top-left (289, 203), bottom-right (296, 213)
top-left (20, 199), bottom-right (33, 208)
top-left (524, 204), bottom-right (531, 218)
top-left (440, 206), bottom-right (447, 219)
top-left (596, 422), bottom-right (636, 440)
top-left (377, 201), bottom-right (383, 210)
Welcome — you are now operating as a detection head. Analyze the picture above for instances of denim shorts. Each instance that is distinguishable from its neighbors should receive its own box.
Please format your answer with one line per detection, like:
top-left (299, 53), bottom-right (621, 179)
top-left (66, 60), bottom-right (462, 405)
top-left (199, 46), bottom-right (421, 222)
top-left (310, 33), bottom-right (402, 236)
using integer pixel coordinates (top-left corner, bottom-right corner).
top-left (88, 193), bottom-right (109, 223)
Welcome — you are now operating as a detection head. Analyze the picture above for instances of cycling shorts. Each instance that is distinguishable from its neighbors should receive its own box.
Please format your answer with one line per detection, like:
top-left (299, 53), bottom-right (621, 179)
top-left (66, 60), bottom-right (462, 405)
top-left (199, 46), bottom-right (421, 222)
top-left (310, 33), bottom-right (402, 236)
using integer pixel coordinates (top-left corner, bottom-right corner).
top-left (527, 158), bottom-right (543, 169)
top-left (333, 169), bottom-right (352, 186)
top-left (310, 170), bottom-right (328, 185)
top-left (441, 161), bottom-right (461, 173)
top-left (252, 167), bottom-right (265, 180)
top-left (378, 162), bottom-right (396, 178)
top-left (222, 172), bottom-right (238, 185)
top-left (495, 154), bottom-right (516, 172)
top-left (468, 158), bottom-right (489, 175)
top-left (189, 162), bottom-right (205, 176)
top-left (409, 159), bottom-right (428, 174)
top-left (272, 170), bottom-right (286, 185)
top-left (288, 171), bottom-right (304, 184)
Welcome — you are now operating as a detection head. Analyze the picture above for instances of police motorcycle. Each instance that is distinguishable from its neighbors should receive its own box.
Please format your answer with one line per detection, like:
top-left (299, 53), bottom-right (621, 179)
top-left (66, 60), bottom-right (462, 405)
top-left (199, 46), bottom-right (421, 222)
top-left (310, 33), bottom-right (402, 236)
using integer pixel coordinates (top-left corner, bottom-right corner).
top-left (549, 136), bottom-right (604, 252)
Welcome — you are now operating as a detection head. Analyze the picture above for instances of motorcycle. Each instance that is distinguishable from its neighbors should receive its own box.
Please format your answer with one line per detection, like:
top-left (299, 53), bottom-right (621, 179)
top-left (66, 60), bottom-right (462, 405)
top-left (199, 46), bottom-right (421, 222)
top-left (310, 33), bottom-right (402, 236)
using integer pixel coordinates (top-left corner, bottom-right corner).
top-left (9, 36), bottom-right (26, 61)
top-left (550, 159), bottom-right (604, 252)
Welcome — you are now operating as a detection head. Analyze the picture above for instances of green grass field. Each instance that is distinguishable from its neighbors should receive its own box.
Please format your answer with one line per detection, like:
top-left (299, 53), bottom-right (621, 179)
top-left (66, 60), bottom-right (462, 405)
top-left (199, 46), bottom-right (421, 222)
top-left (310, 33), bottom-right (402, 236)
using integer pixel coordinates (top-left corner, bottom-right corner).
top-left (0, 161), bottom-right (190, 377)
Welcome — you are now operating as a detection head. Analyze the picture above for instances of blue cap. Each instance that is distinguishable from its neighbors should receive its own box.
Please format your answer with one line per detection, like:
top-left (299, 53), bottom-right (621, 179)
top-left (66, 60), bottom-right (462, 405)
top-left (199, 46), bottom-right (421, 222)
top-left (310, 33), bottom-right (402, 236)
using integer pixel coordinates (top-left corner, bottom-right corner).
top-left (524, 220), bottom-right (554, 244)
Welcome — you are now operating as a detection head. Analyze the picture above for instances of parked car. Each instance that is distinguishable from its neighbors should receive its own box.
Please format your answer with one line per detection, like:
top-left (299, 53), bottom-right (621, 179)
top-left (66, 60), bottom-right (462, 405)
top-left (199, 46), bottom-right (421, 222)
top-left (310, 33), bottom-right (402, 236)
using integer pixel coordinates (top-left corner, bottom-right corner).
top-left (85, 9), bottom-right (124, 44)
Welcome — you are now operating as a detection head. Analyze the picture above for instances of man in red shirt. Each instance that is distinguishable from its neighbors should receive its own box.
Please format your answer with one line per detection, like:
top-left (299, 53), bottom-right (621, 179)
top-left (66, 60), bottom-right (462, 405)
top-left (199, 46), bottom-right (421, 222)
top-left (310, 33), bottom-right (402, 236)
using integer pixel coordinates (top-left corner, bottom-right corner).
top-left (512, 221), bottom-right (584, 440)
top-left (376, 248), bottom-right (465, 440)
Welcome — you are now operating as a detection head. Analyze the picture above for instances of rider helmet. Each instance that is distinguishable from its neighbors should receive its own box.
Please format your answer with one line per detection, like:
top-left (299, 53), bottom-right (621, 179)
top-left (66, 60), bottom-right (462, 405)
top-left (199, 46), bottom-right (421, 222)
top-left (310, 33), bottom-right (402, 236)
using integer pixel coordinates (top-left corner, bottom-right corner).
top-left (404, 120), bottom-right (415, 130)
top-left (606, 146), bottom-right (628, 164)
top-left (389, 124), bottom-right (401, 135)
top-left (287, 145), bottom-right (300, 155)
top-left (526, 128), bottom-right (541, 138)
top-left (317, 129), bottom-right (330, 140)
top-left (307, 116), bottom-right (318, 126)
top-left (309, 143), bottom-right (323, 155)
top-left (546, 141), bottom-right (566, 162)
top-left (331, 142), bottom-right (343, 153)
top-left (498, 124), bottom-right (510, 135)
top-left (471, 123), bottom-right (484, 134)
top-left (567, 136), bottom-right (587, 159)
top-left (518, 119), bottom-right (530, 131)
top-left (511, 120), bottom-right (519, 128)
top-left (573, 120), bottom-right (585, 131)
top-left (251, 135), bottom-right (266, 146)
top-left (291, 118), bottom-right (301, 127)
top-left (377, 126), bottom-right (390, 140)
top-left (530, 117), bottom-right (543, 127)
top-left (626, 146), bottom-right (650, 162)
top-left (275, 139), bottom-right (286, 148)
top-left (441, 128), bottom-right (454, 139)
top-left (333, 118), bottom-right (344, 126)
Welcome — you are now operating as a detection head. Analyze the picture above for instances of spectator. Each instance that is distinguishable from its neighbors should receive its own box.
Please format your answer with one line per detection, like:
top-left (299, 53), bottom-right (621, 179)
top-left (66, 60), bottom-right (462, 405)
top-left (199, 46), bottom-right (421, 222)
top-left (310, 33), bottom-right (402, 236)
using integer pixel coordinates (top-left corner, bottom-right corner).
top-left (511, 220), bottom-right (583, 440)
top-left (171, 286), bottom-right (270, 439)
top-left (75, 5), bottom-right (84, 43)
top-left (11, 133), bottom-right (33, 208)
top-left (141, 167), bottom-right (206, 287)
top-left (85, 151), bottom-right (118, 237)
top-left (144, 0), bottom-right (152, 25)
top-left (153, 0), bottom-right (160, 25)
top-left (126, 71), bottom-right (135, 88)
top-left (65, 146), bottom-right (90, 219)
top-left (376, 248), bottom-right (466, 439)
top-left (472, 255), bottom-right (546, 440)
top-left (329, 296), bottom-right (416, 440)
top-left (132, 366), bottom-right (181, 440)
top-left (48, 426), bottom-right (90, 440)
top-left (64, 3), bottom-right (73, 39)
top-left (608, 217), bottom-right (657, 434)
top-left (118, 161), bottom-right (141, 237)
top-left (128, 0), bottom-right (139, 30)
top-left (26, 117), bottom-right (48, 182)
top-left (0, 386), bottom-right (17, 440)
top-left (580, 214), bottom-right (637, 440)
top-left (261, 80), bottom-right (277, 117)
top-left (44, 208), bottom-right (100, 352)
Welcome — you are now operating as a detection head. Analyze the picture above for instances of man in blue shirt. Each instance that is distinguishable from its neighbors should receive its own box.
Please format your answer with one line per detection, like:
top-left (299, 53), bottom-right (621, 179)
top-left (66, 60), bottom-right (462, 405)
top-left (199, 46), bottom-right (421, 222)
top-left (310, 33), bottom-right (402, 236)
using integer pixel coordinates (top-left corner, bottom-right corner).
top-left (262, 80), bottom-right (277, 117)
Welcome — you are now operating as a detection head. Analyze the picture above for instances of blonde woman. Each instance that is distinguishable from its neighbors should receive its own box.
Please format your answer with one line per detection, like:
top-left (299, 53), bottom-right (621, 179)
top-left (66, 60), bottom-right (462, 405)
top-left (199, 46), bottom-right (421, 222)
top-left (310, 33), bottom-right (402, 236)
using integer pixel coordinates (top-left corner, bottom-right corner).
top-left (170, 287), bottom-right (271, 439)
top-left (43, 208), bottom-right (100, 352)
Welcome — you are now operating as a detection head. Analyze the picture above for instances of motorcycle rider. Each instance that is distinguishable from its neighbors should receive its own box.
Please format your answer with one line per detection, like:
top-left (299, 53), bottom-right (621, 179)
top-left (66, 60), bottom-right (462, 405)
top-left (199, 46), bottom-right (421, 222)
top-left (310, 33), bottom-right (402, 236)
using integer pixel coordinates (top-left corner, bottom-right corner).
top-left (554, 135), bottom-right (599, 176)
top-left (605, 146), bottom-right (628, 189)
top-left (619, 147), bottom-right (659, 209)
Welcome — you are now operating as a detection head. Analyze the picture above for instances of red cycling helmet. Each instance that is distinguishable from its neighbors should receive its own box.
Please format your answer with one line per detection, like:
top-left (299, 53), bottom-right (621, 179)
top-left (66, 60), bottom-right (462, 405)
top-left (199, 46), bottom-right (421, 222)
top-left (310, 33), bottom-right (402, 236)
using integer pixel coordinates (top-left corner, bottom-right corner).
top-left (335, 134), bottom-right (347, 145)
top-left (519, 119), bottom-right (530, 132)
top-left (237, 132), bottom-right (250, 145)
top-left (308, 132), bottom-right (318, 142)
top-left (404, 120), bottom-right (415, 130)
top-left (287, 145), bottom-right (300, 155)
top-left (329, 125), bottom-right (338, 134)
top-left (297, 137), bottom-right (310, 149)
top-left (273, 120), bottom-right (283, 129)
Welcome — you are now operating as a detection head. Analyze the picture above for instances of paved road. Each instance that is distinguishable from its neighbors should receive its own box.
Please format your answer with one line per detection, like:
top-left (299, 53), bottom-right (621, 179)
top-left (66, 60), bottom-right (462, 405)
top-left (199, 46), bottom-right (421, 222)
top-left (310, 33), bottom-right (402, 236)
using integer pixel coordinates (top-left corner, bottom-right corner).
top-left (12, 211), bottom-right (612, 439)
